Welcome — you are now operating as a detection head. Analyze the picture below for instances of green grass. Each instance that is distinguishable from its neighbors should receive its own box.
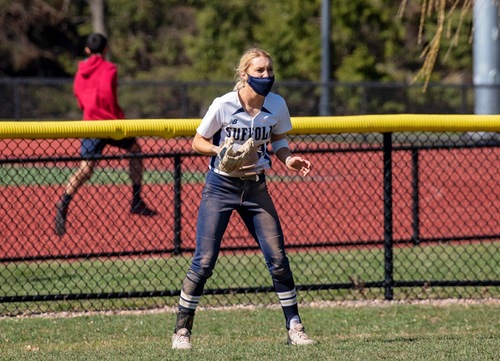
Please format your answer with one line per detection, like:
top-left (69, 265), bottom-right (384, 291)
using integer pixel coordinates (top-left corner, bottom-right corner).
top-left (0, 165), bottom-right (207, 186)
top-left (0, 302), bottom-right (498, 360)
top-left (3, 244), bottom-right (498, 296)
top-left (2, 243), bottom-right (498, 316)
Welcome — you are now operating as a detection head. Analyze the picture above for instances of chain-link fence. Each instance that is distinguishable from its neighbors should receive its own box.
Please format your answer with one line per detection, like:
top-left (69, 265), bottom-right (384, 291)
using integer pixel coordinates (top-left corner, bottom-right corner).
top-left (0, 78), bottom-right (477, 120)
top-left (1, 128), bottom-right (499, 316)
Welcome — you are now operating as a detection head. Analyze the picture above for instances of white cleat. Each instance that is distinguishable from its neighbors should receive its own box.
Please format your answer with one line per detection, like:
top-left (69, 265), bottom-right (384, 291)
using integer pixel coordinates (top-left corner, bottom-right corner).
top-left (287, 323), bottom-right (315, 345)
top-left (172, 328), bottom-right (192, 349)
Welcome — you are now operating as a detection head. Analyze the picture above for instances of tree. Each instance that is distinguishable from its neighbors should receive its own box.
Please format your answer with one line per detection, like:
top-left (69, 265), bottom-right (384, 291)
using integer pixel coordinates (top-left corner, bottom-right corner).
top-left (398, 0), bottom-right (474, 89)
top-left (105, 0), bottom-right (198, 79)
top-left (89, 0), bottom-right (107, 36)
top-left (0, 0), bottom-right (80, 76)
top-left (0, 0), bottom-right (474, 86)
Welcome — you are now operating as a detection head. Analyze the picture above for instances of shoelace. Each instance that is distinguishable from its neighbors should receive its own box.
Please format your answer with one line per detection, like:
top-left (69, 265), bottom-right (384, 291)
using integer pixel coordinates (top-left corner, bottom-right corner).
top-left (292, 326), bottom-right (310, 339)
top-left (176, 332), bottom-right (190, 342)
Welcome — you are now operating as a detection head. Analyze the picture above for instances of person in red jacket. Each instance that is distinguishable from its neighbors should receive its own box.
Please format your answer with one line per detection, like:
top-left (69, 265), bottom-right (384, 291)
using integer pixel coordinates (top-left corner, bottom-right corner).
top-left (55, 33), bottom-right (157, 237)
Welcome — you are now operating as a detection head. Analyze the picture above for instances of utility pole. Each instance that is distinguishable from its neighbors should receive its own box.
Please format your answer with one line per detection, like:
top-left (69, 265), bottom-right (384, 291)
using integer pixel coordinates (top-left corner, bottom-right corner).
top-left (473, 0), bottom-right (500, 115)
top-left (470, 0), bottom-right (500, 142)
top-left (319, 0), bottom-right (331, 116)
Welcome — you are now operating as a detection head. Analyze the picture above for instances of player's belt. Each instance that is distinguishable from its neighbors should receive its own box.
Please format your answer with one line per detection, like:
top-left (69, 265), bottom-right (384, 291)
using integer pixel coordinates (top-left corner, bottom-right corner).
top-left (238, 172), bottom-right (264, 182)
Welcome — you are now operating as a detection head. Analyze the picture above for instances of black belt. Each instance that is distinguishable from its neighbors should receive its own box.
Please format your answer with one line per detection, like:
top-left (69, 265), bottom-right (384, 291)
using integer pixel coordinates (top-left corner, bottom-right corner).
top-left (238, 173), bottom-right (263, 182)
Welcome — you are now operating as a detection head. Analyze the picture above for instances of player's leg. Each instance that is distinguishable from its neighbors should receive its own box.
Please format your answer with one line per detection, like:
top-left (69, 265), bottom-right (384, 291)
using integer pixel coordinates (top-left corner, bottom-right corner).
top-left (172, 171), bottom-right (235, 349)
top-left (65, 159), bottom-right (96, 195)
top-left (238, 178), bottom-right (315, 345)
top-left (119, 138), bottom-right (157, 216)
top-left (55, 138), bottom-right (100, 236)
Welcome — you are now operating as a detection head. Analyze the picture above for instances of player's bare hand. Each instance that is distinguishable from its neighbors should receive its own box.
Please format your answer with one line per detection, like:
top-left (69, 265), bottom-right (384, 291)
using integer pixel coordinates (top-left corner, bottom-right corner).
top-left (286, 156), bottom-right (311, 176)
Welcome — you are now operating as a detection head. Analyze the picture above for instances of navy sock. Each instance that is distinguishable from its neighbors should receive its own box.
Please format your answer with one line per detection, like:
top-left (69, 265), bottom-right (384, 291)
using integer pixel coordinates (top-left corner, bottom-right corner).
top-left (60, 193), bottom-right (72, 209)
top-left (274, 276), bottom-right (300, 329)
top-left (132, 184), bottom-right (141, 204)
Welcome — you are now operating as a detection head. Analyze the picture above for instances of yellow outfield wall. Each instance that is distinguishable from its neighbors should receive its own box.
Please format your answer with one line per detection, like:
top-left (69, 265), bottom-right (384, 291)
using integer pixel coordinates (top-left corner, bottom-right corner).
top-left (1, 114), bottom-right (500, 140)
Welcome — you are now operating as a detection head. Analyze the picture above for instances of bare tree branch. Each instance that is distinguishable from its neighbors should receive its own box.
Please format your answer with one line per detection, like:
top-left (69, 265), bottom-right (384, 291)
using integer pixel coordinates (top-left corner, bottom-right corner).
top-left (399, 0), bottom-right (475, 91)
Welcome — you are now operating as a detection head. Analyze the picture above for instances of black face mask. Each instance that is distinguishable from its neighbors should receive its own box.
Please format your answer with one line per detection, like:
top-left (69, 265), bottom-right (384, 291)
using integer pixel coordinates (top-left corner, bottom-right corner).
top-left (246, 74), bottom-right (275, 96)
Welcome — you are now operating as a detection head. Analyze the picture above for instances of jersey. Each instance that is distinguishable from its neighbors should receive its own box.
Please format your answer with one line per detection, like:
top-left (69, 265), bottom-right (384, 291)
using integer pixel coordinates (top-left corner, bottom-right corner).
top-left (197, 90), bottom-right (292, 177)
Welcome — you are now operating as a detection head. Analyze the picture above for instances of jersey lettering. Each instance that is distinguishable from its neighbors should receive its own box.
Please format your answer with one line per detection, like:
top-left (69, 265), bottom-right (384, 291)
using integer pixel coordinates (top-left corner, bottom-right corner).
top-left (224, 126), bottom-right (273, 141)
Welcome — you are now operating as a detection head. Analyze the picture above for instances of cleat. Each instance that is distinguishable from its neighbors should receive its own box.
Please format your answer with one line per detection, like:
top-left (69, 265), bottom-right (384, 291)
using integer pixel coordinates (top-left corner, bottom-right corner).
top-left (131, 200), bottom-right (158, 216)
top-left (172, 328), bottom-right (192, 349)
top-left (55, 202), bottom-right (68, 236)
top-left (287, 323), bottom-right (315, 346)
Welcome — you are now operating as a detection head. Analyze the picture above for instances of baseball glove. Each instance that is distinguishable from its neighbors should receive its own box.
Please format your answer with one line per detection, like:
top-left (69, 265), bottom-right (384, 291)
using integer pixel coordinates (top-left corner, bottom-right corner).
top-left (219, 137), bottom-right (255, 173)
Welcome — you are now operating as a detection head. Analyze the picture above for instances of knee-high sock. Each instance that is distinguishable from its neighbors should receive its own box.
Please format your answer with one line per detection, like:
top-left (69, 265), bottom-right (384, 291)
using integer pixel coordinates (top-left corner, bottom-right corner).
top-left (60, 193), bottom-right (73, 210)
top-left (178, 271), bottom-right (207, 316)
top-left (132, 184), bottom-right (141, 204)
top-left (274, 277), bottom-right (300, 329)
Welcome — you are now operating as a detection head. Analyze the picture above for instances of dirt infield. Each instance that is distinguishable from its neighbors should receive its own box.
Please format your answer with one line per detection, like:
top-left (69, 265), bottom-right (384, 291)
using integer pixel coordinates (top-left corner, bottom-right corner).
top-left (3, 297), bottom-right (499, 320)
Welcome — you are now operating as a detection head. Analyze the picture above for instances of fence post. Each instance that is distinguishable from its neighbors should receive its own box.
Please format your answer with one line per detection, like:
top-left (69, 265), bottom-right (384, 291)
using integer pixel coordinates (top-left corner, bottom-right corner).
top-left (383, 132), bottom-right (394, 300)
top-left (173, 154), bottom-right (182, 254)
top-left (14, 79), bottom-right (21, 120)
top-left (411, 148), bottom-right (420, 245)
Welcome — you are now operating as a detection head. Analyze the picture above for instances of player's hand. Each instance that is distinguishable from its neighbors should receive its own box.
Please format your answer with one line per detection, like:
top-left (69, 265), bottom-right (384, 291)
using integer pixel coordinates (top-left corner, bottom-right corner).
top-left (286, 156), bottom-right (311, 176)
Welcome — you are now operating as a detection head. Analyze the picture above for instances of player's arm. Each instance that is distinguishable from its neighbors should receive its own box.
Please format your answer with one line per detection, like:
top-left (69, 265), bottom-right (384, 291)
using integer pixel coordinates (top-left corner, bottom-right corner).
top-left (271, 133), bottom-right (311, 176)
top-left (192, 132), bottom-right (220, 156)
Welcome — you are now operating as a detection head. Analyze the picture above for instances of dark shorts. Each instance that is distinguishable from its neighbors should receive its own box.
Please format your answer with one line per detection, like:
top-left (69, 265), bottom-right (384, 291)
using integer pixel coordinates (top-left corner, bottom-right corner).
top-left (81, 137), bottom-right (136, 158)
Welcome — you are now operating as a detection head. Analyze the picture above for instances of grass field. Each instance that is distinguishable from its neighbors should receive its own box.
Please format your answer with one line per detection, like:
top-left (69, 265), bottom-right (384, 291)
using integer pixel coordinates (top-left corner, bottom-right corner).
top-left (0, 301), bottom-right (498, 360)
top-left (2, 242), bottom-right (499, 316)
top-left (1, 143), bottom-right (499, 360)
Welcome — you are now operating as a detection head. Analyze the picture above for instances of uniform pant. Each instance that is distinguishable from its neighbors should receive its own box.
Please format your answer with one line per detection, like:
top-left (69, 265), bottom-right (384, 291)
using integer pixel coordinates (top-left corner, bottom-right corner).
top-left (177, 170), bottom-right (300, 329)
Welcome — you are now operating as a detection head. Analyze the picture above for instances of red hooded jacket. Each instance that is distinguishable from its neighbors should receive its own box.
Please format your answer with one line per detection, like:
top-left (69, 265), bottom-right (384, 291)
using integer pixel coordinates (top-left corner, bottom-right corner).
top-left (73, 55), bottom-right (125, 120)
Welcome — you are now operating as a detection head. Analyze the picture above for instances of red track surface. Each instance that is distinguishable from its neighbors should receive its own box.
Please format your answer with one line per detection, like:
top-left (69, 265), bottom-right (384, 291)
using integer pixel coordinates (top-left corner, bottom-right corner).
top-left (1, 139), bottom-right (499, 259)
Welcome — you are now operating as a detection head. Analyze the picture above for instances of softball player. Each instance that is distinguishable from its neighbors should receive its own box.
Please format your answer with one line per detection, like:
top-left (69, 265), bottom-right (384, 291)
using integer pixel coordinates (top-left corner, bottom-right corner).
top-left (171, 48), bottom-right (315, 349)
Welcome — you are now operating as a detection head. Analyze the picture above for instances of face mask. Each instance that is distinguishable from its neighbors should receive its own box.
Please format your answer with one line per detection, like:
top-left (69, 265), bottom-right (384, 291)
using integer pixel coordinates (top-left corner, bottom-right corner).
top-left (246, 74), bottom-right (275, 96)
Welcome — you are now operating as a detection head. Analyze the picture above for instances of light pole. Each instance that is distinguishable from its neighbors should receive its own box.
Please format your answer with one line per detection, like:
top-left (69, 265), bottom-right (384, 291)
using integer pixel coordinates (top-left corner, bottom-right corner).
top-left (319, 0), bottom-right (331, 116)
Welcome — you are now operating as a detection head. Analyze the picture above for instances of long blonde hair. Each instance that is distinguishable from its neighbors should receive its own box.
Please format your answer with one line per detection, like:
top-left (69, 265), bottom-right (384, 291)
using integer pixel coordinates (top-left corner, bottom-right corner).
top-left (234, 48), bottom-right (272, 91)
